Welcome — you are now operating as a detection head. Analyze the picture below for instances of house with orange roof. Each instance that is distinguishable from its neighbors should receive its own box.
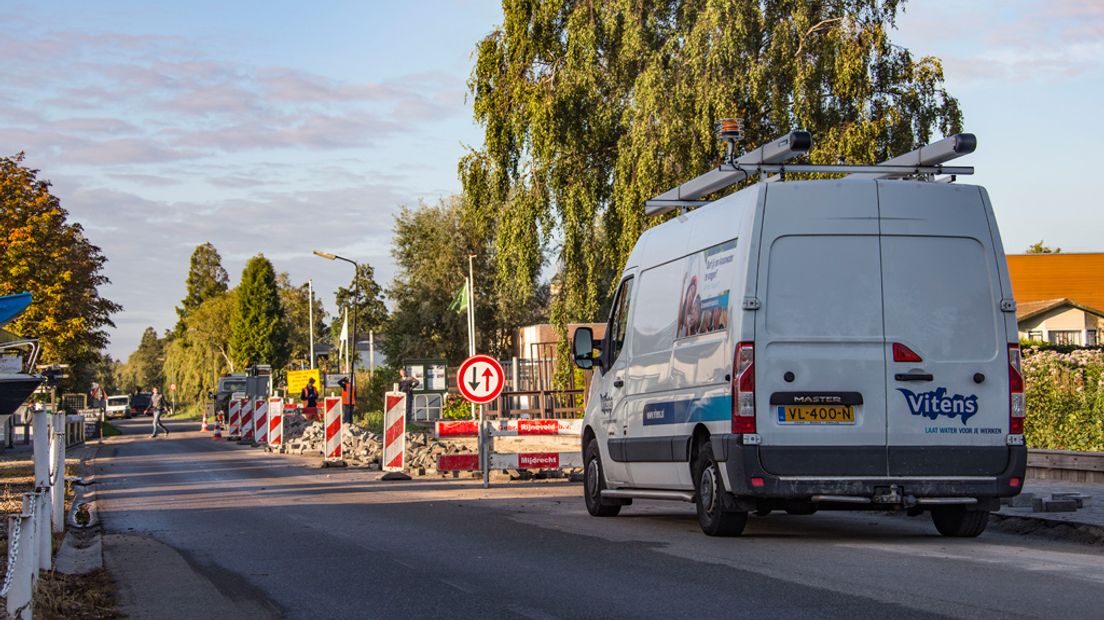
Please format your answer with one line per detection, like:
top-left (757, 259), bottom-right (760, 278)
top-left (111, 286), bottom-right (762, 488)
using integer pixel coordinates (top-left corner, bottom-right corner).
top-left (1007, 253), bottom-right (1104, 345)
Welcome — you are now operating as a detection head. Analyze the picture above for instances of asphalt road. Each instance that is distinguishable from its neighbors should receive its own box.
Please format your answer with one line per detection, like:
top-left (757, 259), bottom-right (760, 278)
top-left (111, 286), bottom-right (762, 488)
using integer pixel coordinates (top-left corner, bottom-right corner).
top-left (95, 418), bottom-right (1104, 619)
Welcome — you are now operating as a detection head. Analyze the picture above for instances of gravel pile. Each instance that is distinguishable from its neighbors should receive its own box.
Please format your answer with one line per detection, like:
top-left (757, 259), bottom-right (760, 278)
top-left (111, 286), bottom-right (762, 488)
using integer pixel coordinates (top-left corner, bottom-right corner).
top-left (271, 414), bottom-right (476, 474)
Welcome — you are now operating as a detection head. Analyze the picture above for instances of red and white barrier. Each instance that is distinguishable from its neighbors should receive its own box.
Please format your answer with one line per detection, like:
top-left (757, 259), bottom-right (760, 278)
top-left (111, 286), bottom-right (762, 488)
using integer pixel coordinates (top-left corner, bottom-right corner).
top-left (383, 392), bottom-right (406, 472)
top-left (227, 399), bottom-right (242, 439)
top-left (253, 398), bottom-right (267, 445)
top-left (436, 418), bottom-right (583, 438)
top-left (323, 396), bottom-right (342, 461)
top-left (437, 451), bottom-right (582, 471)
top-left (240, 398), bottom-right (255, 442)
top-left (267, 397), bottom-right (283, 448)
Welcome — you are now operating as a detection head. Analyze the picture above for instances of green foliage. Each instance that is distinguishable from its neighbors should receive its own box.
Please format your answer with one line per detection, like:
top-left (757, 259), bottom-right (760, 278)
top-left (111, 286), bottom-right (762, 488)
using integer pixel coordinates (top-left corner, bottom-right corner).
top-left (385, 197), bottom-right (548, 364)
top-left (462, 0), bottom-right (963, 383)
top-left (0, 153), bottom-right (122, 391)
top-left (1023, 348), bottom-right (1104, 451)
top-left (230, 255), bottom-right (290, 369)
top-left (116, 327), bottom-right (164, 392)
top-left (354, 410), bottom-right (384, 434)
top-left (330, 263), bottom-right (388, 345)
top-left (175, 242), bottom-right (229, 333)
top-left (1025, 240), bottom-right (1060, 254)
top-left (441, 393), bottom-right (472, 420)
top-left (362, 366), bottom-right (399, 414)
top-left (278, 273), bottom-right (328, 369)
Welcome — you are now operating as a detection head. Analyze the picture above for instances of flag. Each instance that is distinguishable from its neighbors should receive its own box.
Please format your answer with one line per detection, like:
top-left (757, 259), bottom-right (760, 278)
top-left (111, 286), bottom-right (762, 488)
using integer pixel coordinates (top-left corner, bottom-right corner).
top-left (339, 309), bottom-right (349, 343)
top-left (448, 279), bottom-right (469, 314)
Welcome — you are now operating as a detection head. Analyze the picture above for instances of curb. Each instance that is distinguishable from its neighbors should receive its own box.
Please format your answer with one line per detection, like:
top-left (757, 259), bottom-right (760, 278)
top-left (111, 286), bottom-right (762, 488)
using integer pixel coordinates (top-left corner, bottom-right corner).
top-left (990, 511), bottom-right (1104, 544)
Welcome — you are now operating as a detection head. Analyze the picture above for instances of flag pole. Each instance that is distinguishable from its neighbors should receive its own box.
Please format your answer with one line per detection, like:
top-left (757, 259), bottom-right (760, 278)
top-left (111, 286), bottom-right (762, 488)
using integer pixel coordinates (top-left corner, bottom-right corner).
top-left (468, 254), bottom-right (476, 420)
top-left (308, 279), bottom-right (315, 369)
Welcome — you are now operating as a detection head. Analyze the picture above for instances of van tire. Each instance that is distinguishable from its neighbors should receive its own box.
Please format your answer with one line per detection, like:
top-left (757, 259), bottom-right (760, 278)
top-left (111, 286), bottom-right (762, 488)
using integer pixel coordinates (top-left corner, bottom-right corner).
top-left (694, 442), bottom-right (747, 536)
top-left (931, 506), bottom-right (989, 537)
top-left (584, 438), bottom-right (621, 517)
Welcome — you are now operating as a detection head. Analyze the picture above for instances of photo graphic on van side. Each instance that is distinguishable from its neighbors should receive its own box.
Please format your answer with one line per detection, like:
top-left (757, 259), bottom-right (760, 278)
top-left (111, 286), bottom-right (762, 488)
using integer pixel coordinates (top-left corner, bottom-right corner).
top-left (677, 239), bottom-right (736, 338)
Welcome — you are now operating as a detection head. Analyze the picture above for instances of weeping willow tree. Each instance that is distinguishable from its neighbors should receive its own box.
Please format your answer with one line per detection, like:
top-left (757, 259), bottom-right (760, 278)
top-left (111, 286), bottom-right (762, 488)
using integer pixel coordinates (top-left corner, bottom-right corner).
top-left (460, 0), bottom-right (962, 379)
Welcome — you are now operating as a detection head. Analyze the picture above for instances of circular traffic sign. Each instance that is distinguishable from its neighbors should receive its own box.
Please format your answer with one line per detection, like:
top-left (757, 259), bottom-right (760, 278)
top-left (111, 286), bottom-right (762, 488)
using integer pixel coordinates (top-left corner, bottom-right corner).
top-left (170, 383), bottom-right (177, 392)
top-left (456, 354), bottom-right (505, 404)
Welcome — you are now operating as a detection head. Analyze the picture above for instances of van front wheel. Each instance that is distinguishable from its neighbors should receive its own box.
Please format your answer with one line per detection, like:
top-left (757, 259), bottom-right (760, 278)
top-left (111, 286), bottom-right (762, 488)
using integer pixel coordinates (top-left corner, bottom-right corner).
top-left (931, 506), bottom-right (989, 537)
top-left (584, 438), bottom-right (621, 517)
top-left (694, 442), bottom-right (748, 536)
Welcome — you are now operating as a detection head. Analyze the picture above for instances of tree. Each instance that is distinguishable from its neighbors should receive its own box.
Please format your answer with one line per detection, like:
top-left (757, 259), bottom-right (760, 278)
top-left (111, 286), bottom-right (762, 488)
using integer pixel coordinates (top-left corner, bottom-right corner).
top-left (118, 327), bottom-right (164, 392)
top-left (161, 290), bottom-right (238, 406)
top-left (460, 0), bottom-right (963, 336)
top-left (1026, 241), bottom-right (1060, 254)
top-left (278, 273), bottom-right (328, 369)
top-left (0, 153), bottom-right (121, 390)
top-left (330, 263), bottom-right (388, 345)
top-left (385, 197), bottom-right (547, 364)
top-left (176, 242), bottom-right (228, 332)
top-left (230, 255), bottom-right (289, 369)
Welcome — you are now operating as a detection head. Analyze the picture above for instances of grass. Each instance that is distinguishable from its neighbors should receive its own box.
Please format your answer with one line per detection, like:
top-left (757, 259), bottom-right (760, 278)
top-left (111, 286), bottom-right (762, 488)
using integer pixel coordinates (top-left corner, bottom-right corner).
top-left (100, 421), bottom-right (120, 437)
top-left (34, 569), bottom-right (121, 619)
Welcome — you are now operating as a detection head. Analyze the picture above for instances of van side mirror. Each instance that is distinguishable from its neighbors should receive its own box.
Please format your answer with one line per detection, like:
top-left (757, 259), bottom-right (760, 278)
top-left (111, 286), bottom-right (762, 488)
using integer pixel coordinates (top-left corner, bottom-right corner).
top-left (573, 327), bottom-right (598, 370)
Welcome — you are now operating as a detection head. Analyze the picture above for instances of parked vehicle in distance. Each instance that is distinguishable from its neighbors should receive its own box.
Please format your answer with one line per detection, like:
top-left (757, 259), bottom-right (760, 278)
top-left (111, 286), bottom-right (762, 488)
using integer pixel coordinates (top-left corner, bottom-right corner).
top-left (129, 392), bottom-right (152, 417)
top-left (106, 395), bottom-right (131, 419)
top-left (575, 128), bottom-right (1025, 538)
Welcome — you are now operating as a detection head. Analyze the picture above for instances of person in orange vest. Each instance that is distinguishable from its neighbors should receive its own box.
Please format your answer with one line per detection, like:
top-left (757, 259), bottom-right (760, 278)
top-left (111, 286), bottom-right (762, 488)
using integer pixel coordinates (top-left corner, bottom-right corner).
top-left (338, 376), bottom-right (355, 424)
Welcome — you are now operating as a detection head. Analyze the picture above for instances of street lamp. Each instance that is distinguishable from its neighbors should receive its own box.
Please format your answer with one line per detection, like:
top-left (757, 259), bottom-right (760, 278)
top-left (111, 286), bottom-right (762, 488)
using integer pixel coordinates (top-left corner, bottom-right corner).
top-left (314, 250), bottom-right (358, 423)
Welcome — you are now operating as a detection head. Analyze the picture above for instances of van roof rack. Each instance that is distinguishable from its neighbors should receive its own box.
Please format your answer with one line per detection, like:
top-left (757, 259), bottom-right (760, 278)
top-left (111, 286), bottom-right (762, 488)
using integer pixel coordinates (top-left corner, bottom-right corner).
top-left (644, 123), bottom-right (976, 217)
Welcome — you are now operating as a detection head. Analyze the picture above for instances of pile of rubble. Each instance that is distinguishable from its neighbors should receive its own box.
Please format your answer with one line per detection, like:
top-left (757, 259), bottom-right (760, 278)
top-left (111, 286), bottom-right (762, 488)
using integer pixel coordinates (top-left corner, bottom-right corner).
top-left (273, 414), bottom-right (476, 474)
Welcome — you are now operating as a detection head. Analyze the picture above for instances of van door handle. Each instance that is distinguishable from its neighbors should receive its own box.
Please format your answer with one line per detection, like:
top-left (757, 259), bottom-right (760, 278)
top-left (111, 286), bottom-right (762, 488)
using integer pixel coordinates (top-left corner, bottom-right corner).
top-left (613, 379), bottom-right (624, 388)
top-left (895, 372), bottom-right (933, 382)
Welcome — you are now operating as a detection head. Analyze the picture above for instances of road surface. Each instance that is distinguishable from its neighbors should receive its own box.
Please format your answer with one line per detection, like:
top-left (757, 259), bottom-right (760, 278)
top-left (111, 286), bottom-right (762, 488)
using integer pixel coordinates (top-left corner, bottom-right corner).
top-left (95, 418), bottom-right (1104, 619)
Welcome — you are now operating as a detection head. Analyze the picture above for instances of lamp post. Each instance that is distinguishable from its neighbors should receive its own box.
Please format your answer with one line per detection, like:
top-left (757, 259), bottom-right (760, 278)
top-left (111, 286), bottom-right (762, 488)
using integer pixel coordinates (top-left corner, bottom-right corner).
top-left (313, 250), bottom-right (358, 423)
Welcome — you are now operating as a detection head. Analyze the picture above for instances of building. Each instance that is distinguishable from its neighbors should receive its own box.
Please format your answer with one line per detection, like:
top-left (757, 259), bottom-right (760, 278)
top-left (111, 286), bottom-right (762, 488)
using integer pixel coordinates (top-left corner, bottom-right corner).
top-left (1016, 298), bottom-right (1104, 345)
top-left (1007, 253), bottom-right (1104, 345)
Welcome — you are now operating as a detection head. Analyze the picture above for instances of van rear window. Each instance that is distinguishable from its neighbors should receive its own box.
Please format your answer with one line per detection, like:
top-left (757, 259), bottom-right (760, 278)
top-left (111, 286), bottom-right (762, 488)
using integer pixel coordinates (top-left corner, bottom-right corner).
top-left (764, 235), bottom-right (883, 339)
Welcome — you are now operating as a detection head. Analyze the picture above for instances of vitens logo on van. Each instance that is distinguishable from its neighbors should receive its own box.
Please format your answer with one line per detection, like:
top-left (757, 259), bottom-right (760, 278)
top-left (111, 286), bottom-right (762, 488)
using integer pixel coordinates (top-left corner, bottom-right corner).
top-left (897, 387), bottom-right (978, 425)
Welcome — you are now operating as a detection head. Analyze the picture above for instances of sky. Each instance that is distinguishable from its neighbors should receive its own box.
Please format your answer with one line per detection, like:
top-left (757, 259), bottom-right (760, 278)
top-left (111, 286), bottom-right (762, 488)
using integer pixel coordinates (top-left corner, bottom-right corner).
top-left (2, 1), bottom-right (1102, 359)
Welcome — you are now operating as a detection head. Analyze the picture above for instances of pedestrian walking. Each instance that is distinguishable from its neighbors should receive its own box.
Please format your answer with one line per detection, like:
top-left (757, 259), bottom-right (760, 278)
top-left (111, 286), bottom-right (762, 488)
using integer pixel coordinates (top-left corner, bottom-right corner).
top-left (398, 368), bottom-right (419, 423)
top-left (149, 387), bottom-right (169, 437)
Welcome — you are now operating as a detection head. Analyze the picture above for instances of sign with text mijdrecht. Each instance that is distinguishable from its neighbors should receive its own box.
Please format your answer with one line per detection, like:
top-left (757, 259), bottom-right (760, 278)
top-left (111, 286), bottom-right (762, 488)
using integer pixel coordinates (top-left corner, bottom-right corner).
top-left (456, 354), bottom-right (505, 404)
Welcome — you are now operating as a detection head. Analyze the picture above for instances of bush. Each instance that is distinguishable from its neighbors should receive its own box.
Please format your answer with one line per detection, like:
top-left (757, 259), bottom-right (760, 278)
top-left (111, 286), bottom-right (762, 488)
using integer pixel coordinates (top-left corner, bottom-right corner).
top-left (441, 393), bottom-right (472, 420)
top-left (1023, 347), bottom-right (1104, 451)
top-left (354, 410), bottom-right (384, 433)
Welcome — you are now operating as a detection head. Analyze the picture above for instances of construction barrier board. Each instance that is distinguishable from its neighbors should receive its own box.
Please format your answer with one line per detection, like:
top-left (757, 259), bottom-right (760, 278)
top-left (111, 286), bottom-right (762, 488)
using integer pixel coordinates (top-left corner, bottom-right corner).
top-left (323, 396), bottom-right (342, 460)
top-left (436, 451), bottom-right (582, 472)
top-left (254, 398), bottom-right (268, 445)
top-left (228, 398), bottom-right (242, 438)
top-left (241, 398), bottom-right (255, 441)
top-left (435, 418), bottom-right (582, 438)
top-left (383, 392), bottom-right (406, 472)
top-left (268, 397), bottom-right (283, 447)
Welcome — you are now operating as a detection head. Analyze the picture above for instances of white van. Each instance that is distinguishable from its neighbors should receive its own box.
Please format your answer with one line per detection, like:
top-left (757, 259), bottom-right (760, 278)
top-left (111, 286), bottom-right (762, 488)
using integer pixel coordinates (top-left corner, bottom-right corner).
top-left (573, 130), bottom-right (1026, 537)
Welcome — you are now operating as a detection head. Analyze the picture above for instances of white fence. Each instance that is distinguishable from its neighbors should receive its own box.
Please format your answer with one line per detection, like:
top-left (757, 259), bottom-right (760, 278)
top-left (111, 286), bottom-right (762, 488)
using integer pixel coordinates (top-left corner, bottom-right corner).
top-left (2, 411), bottom-right (67, 619)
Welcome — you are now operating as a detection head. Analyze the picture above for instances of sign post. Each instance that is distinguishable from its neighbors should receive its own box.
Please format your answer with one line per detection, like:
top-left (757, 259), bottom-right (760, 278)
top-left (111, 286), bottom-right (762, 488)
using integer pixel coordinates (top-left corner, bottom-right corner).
top-left (456, 354), bottom-right (505, 488)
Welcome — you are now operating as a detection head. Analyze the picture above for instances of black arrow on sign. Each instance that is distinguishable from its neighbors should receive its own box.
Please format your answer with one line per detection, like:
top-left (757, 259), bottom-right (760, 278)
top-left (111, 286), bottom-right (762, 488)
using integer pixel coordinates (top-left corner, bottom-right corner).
top-left (468, 365), bottom-right (481, 391)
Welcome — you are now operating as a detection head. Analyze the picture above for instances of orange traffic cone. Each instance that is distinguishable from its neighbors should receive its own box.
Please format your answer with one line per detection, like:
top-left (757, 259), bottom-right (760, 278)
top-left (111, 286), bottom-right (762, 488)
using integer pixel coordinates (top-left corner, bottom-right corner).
top-left (210, 415), bottom-right (222, 439)
top-left (200, 410), bottom-right (210, 432)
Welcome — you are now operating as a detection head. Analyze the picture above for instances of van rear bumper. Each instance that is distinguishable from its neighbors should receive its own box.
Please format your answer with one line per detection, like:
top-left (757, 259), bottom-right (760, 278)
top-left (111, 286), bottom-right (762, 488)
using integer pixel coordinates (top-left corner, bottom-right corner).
top-left (714, 434), bottom-right (1026, 500)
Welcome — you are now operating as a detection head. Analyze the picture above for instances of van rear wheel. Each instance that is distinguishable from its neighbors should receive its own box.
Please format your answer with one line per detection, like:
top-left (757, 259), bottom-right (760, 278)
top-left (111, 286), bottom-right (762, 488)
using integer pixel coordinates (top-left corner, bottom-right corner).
top-left (694, 442), bottom-right (747, 536)
top-left (931, 506), bottom-right (989, 537)
top-left (584, 438), bottom-right (621, 517)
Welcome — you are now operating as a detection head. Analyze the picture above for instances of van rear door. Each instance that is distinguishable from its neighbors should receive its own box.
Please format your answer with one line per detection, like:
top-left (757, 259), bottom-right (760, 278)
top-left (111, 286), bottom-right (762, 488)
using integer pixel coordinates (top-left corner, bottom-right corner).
top-left (878, 182), bottom-right (1010, 476)
top-left (755, 182), bottom-right (888, 476)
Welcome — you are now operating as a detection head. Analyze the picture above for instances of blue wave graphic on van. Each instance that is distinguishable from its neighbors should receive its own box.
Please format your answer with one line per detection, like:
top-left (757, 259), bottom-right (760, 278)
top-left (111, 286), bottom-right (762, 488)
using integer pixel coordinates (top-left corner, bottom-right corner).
top-left (897, 387), bottom-right (978, 425)
top-left (642, 396), bottom-right (730, 426)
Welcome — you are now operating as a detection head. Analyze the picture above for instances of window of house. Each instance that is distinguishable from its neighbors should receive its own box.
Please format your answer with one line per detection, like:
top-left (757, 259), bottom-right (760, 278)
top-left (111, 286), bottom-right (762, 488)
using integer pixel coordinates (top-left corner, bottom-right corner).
top-left (1049, 330), bottom-right (1081, 346)
top-left (1088, 330), bottom-right (1099, 346)
top-left (1027, 330), bottom-right (1044, 342)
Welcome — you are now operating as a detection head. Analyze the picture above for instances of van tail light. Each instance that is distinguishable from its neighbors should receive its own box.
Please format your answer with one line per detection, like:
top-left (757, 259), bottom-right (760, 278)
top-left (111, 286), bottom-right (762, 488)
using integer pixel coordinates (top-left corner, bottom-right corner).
top-left (732, 342), bottom-right (756, 434)
top-left (892, 342), bottom-right (923, 363)
top-left (1008, 343), bottom-right (1025, 435)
